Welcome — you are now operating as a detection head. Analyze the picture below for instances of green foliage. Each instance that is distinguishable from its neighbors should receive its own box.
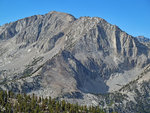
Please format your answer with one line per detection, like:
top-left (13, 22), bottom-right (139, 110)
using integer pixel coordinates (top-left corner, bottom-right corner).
top-left (0, 90), bottom-right (105, 113)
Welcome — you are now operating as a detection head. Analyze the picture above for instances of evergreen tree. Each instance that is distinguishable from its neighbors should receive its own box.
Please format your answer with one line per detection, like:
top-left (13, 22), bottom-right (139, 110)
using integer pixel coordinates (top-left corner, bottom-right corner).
top-left (0, 90), bottom-right (106, 113)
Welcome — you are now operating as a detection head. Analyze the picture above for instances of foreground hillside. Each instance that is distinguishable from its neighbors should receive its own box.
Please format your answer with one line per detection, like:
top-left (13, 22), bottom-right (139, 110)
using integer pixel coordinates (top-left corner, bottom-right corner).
top-left (0, 90), bottom-right (105, 113)
top-left (0, 11), bottom-right (150, 112)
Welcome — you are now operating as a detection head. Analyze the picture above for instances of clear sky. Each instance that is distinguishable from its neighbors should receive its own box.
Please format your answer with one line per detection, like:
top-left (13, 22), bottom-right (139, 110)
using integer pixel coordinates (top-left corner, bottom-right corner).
top-left (0, 0), bottom-right (150, 38)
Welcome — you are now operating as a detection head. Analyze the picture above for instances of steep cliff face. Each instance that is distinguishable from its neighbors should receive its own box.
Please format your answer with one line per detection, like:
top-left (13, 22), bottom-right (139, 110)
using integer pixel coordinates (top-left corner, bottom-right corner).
top-left (0, 11), bottom-right (150, 111)
top-left (0, 11), bottom-right (76, 79)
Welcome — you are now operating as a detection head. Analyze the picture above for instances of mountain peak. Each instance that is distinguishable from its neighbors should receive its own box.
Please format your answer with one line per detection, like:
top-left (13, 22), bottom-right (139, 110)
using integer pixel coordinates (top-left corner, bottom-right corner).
top-left (47, 11), bottom-right (68, 15)
top-left (46, 11), bottom-right (76, 20)
top-left (0, 11), bottom-right (150, 112)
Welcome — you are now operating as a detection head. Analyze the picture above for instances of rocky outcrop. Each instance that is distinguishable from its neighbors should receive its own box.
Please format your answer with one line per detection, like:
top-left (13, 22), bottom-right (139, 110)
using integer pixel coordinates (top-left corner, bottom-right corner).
top-left (136, 36), bottom-right (150, 43)
top-left (0, 11), bottom-right (150, 112)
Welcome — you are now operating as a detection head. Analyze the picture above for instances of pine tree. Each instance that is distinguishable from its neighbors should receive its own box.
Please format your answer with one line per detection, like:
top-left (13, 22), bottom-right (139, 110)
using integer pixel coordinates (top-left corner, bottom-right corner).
top-left (38, 96), bottom-right (42, 103)
top-left (0, 90), bottom-right (106, 113)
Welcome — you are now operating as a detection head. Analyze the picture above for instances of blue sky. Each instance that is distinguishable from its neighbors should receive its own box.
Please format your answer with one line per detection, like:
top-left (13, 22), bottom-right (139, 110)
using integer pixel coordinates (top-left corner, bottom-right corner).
top-left (0, 0), bottom-right (150, 38)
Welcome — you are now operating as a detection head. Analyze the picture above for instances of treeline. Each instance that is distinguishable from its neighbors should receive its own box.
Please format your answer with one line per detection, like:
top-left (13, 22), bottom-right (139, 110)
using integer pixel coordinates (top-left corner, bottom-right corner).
top-left (0, 90), bottom-right (105, 113)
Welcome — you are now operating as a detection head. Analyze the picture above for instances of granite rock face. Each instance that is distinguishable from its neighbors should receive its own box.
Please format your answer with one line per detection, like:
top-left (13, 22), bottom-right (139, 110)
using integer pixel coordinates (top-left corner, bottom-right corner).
top-left (0, 11), bottom-right (150, 112)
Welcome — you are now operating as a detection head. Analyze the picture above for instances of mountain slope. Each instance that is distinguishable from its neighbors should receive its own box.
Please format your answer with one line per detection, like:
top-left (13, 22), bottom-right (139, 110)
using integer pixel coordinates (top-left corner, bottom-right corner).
top-left (136, 36), bottom-right (150, 48)
top-left (136, 36), bottom-right (150, 43)
top-left (0, 11), bottom-right (150, 112)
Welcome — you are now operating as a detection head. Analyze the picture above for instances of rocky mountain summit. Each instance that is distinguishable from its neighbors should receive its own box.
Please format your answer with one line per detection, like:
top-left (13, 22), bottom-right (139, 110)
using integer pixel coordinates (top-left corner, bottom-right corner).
top-left (0, 11), bottom-right (150, 112)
